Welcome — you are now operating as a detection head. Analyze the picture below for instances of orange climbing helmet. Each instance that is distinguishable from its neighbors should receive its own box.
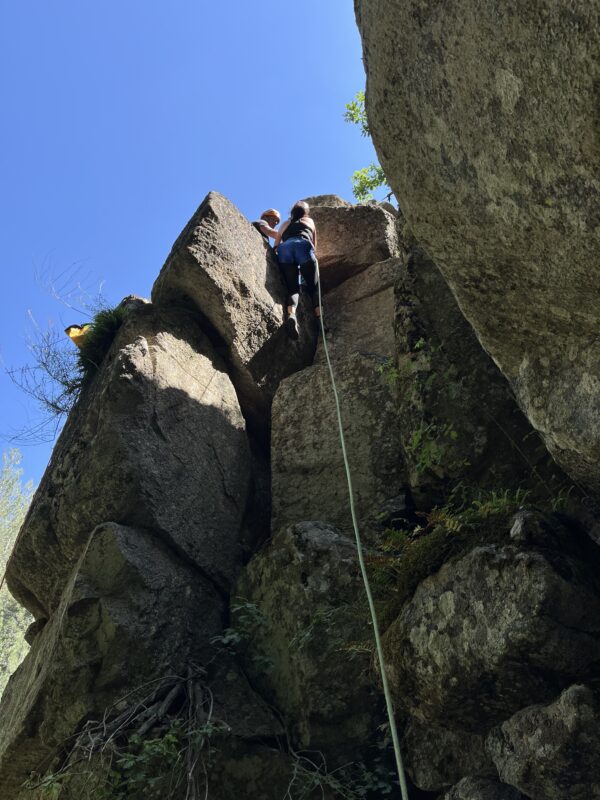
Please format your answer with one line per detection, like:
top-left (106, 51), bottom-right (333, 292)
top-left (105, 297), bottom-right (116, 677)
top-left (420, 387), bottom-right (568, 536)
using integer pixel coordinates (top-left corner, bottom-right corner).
top-left (261, 208), bottom-right (281, 223)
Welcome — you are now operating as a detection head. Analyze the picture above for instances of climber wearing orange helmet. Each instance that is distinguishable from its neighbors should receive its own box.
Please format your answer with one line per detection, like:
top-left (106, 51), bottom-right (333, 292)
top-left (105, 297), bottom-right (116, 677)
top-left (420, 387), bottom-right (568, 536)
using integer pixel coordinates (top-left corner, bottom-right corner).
top-left (274, 200), bottom-right (321, 339)
top-left (252, 208), bottom-right (281, 245)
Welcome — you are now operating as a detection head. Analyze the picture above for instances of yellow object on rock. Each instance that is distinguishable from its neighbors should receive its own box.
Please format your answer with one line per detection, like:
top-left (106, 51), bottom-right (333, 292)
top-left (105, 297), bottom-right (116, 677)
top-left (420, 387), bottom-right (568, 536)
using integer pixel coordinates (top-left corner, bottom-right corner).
top-left (65, 324), bottom-right (91, 349)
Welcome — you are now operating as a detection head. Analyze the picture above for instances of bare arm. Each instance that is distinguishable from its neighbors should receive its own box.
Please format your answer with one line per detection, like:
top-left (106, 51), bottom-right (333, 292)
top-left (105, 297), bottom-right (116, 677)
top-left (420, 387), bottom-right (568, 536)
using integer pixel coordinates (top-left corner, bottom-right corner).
top-left (274, 219), bottom-right (291, 249)
top-left (260, 222), bottom-right (280, 239)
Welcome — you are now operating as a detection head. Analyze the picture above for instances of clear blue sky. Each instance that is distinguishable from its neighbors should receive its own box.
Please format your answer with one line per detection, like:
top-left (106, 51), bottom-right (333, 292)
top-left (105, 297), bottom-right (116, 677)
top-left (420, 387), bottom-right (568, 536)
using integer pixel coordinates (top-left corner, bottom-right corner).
top-left (0, 1), bottom-right (378, 485)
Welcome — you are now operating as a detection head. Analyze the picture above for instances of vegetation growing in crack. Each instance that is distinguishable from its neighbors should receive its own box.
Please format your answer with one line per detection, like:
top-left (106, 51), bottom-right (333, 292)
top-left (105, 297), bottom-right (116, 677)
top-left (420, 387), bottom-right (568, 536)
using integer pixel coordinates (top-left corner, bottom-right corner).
top-left (367, 483), bottom-right (578, 627)
top-left (6, 303), bottom-right (129, 443)
top-left (25, 667), bottom-right (230, 800)
top-left (285, 747), bottom-right (398, 799)
top-left (405, 420), bottom-right (464, 477)
top-left (76, 305), bottom-right (129, 382)
top-left (377, 340), bottom-right (469, 479)
top-left (210, 599), bottom-right (274, 674)
top-left (25, 665), bottom-right (400, 800)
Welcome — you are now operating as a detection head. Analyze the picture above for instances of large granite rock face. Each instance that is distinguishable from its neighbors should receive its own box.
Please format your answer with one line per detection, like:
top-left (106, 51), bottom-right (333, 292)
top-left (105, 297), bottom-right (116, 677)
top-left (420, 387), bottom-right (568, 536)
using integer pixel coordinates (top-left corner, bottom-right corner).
top-left (383, 521), bottom-right (600, 732)
top-left (306, 195), bottom-right (399, 290)
top-left (314, 257), bottom-right (399, 366)
top-left (355, 0), bottom-right (600, 489)
top-left (271, 353), bottom-right (403, 532)
top-left (0, 523), bottom-right (224, 799)
top-left (7, 305), bottom-right (254, 617)
top-left (394, 244), bottom-right (562, 504)
top-left (236, 521), bottom-right (380, 758)
top-left (152, 191), bottom-right (317, 434)
top-left (271, 202), bottom-right (404, 532)
top-left (488, 684), bottom-right (600, 800)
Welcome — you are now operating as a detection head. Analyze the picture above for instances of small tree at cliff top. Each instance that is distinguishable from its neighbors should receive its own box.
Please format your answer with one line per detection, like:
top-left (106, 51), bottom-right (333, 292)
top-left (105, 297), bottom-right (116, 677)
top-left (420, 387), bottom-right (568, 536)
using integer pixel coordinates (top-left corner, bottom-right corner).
top-left (344, 90), bottom-right (393, 204)
top-left (0, 449), bottom-right (34, 696)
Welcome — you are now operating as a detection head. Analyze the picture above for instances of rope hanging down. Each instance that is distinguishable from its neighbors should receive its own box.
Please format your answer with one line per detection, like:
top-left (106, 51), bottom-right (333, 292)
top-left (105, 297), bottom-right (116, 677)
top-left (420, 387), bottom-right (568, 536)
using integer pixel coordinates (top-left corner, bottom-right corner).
top-left (315, 268), bottom-right (410, 800)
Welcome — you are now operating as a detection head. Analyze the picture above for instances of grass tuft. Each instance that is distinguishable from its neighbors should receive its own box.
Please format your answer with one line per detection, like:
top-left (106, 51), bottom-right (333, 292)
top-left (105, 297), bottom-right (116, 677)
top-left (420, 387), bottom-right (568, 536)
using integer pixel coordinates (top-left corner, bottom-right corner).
top-left (77, 305), bottom-right (130, 382)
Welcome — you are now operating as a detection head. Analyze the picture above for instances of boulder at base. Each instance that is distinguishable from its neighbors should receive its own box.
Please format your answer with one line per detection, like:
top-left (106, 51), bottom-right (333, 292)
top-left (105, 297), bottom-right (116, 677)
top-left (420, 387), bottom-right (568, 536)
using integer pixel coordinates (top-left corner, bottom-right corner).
top-left (403, 718), bottom-right (494, 792)
top-left (236, 521), bottom-right (380, 758)
top-left (383, 525), bottom-right (600, 731)
top-left (0, 523), bottom-right (224, 799)
top-left (487, 684), bottom-right (600, 800)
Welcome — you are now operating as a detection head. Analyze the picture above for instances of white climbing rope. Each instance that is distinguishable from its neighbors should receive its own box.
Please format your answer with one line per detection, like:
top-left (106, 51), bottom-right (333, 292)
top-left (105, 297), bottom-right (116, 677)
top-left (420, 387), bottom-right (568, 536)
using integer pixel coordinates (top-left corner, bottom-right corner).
top-left (315, 268), bottom-right (410, 800)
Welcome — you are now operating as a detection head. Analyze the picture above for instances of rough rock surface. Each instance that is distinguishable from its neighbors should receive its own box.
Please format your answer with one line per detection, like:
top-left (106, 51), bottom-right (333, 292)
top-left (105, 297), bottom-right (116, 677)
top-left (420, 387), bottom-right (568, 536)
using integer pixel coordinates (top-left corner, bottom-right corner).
top-left (355, 0), bottom-right (600, 489)
top-left (403, 718), bottom-right (493, 792)
top-left (152, 191), bottom-right (317, 433)
top-left (302, 194), bottom-right (352, 209)
top-left (442, 777), bottom-right (525, 800)
top-left (314, 258), bottom-right (399, 365)
top-left (4, 186), bottom-right (600, 796)
top-left (271, 353), bottom-right (402, 532)
top-left (271, 208), bottom-right (405, 533)
top-left (236, 521), bottom-right (379, 757)
top-left (488, 684), bottom-right (600, 800)
top-left (383, 527), bottom-right (600, 731)
top-left (7, 304), bottom-right (254, 616)
top-left (0, 523), bottom-right (225, 799)
top-left (307, 196), bottom-right (399, 290)
top-left (395, 244), bottom-right (562, 504)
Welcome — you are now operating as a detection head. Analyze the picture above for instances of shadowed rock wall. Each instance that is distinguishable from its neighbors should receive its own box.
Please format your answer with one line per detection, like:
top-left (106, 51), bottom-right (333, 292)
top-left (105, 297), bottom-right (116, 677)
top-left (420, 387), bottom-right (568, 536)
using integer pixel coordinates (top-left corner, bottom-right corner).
top-left (355, 0), bottom-right (600, 491)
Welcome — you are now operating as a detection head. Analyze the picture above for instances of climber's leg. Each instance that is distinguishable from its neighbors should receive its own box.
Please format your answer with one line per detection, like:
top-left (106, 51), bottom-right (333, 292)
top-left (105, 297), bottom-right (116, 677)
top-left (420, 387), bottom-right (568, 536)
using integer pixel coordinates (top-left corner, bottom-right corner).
top-left (279, 261), bottom-right (300, 339)
top-left (279, 262), bottom-right (300, 312)
top-left (299, 254), bottom-right (321, 316)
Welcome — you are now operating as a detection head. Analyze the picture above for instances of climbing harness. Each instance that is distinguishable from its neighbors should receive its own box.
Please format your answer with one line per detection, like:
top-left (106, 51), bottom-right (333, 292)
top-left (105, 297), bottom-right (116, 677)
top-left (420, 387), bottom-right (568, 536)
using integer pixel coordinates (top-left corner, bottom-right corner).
top-left (315, 266), bottom-right (410, 800)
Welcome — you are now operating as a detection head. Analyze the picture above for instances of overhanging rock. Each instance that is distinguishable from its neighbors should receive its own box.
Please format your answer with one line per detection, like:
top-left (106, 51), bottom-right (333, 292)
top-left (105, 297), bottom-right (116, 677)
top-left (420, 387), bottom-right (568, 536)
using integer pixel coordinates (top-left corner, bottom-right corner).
top-left (355, 0), bottom-right (600, 490)
top-left (152, 191), bottom-right (317, 435)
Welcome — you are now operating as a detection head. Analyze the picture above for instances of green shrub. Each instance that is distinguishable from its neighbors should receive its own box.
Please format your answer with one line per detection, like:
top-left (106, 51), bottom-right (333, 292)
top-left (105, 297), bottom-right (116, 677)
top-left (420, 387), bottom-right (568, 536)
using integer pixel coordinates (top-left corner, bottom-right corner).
top-left (25, 671), bottom-right (228, 800)
top-left (7, 304), bottom-right (130, 442)
top-left (77, 305), bottom-right (129, 382)
top-left (369, 486), bottom-right (550, 626)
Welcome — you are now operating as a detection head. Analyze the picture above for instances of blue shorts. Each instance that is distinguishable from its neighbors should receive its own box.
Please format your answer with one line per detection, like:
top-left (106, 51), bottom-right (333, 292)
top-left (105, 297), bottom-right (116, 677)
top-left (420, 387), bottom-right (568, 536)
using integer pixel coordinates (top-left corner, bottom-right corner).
top-left (277, 236), bottom-right (314, 265)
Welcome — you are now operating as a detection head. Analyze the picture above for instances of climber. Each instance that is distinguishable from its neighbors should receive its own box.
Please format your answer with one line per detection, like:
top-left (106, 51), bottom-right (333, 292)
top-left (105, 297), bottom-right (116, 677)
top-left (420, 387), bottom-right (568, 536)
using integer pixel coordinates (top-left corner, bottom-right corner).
top-left (252, 208), bottom-right (281, 245)
top-left (274, 200), bottom-right (321, 340)
top-left (65, 323), bottom-right (91, 349)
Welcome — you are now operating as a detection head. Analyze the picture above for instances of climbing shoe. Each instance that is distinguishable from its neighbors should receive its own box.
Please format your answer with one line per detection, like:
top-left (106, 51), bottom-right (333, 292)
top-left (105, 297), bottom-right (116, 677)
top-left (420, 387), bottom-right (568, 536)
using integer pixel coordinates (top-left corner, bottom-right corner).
top-left (287, 314), bottom-right (300, 340)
